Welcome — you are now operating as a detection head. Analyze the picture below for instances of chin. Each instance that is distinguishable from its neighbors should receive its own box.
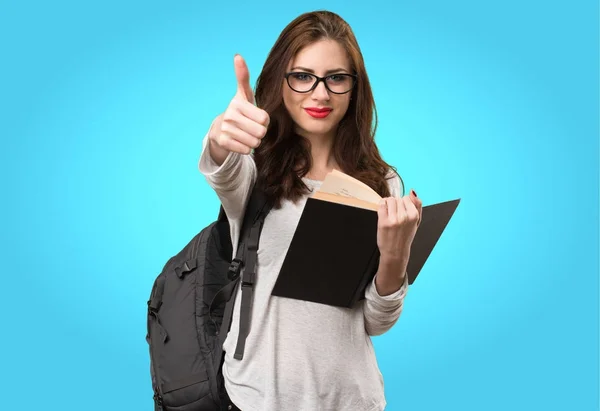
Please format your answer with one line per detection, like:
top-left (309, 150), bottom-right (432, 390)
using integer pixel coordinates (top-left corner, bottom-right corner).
top-left (292, 114), bottom-right (341, 138)
top-left (296, 122), bottom-right (337, 139)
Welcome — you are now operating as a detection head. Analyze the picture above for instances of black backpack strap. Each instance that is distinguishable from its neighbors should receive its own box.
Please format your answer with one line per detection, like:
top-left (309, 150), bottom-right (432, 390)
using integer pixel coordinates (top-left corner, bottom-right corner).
top-left (210, 183), bottom-right (272, 361)
top-left (217, 205), bottom-right (227, 223)
top-left (233, 184), bottom-right (271, 360)
top-left (218, 277), bottom-right (240, 349)
top-left (233, 217), bottom-right (263, 360)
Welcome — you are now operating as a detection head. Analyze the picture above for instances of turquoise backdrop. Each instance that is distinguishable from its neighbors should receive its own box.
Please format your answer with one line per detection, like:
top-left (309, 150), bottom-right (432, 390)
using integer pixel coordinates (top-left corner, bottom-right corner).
top-left (1, 1), bottom-right (598, 410)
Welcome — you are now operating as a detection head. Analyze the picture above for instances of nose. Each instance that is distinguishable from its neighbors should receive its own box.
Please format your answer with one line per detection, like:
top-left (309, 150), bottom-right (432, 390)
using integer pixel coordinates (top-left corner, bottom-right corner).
top-left (311, 79), bottom-right (330, 101)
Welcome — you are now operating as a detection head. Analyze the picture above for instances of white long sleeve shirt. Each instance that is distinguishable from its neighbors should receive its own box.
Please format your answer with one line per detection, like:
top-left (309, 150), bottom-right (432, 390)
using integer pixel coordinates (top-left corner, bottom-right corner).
top-left (198, 134), bottom-right (409, 411)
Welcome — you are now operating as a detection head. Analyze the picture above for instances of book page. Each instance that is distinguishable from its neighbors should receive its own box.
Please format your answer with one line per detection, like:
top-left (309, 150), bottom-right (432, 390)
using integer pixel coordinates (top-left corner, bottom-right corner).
top-left (312, 191), bottom-right (379, 211)
top-left (315, 170), bottom-right (382, 205)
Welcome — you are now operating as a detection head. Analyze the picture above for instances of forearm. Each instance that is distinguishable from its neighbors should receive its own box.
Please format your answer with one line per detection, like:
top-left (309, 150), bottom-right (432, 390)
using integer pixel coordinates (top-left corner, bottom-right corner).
top-left (363, 173), bottom-right (412, 336)
top-left (198, 116), bottom-right (256, 221)
top-left (374, 255), bottom-right (408, 296)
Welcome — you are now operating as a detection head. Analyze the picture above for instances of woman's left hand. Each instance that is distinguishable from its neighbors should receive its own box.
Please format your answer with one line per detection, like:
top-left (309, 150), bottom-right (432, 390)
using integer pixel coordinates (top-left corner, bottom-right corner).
top-left (376, 189), bottom-right (423, 266)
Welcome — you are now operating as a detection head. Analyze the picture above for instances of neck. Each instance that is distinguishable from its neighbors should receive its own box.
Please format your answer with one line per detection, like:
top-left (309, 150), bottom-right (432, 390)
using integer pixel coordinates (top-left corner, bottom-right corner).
top-left (297, 128), bottom-right (338, 181)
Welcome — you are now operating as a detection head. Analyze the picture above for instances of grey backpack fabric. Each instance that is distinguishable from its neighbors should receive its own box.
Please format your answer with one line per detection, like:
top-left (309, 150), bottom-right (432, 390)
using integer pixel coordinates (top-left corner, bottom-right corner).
top-left (146, 186), bottom-right (271, 411)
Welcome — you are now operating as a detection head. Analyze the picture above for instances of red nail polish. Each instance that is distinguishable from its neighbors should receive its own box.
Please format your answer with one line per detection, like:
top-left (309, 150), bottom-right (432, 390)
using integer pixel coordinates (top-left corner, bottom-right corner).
top-left (411, 189), bottom-right (417, 197)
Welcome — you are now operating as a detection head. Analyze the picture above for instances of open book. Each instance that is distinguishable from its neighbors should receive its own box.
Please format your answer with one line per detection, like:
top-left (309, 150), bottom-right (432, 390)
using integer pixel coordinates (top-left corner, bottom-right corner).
top-left (311, 169), bottom-right (383, 211)
top-left (270, 170), bottom-right (461, 308)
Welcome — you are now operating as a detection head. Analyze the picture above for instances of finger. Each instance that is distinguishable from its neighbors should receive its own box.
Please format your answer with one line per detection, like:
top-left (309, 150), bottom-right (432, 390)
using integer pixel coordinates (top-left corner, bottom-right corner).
top-left (234, 54), bottom-right (255, 104)
top-left (396, 196), bottom-right (407, 222)
top-left (231, 99), bottom-right (270, 128)
top-left (409, 189), bottom-right (422, 207)
top-left (409, 189), bottom-right (423, 225)
top-left (377, 197), bottom-right (388, 224)
top-left (220, 125), bottom-right (261, 150)
top-left (386, 197), bottom-right (398, 224)
top-left (403, 196), bottom-right (420, 225)
top-left (218, 133), bottom-right (253, 155)
top-left (224, 107), bottom-right (268, 139)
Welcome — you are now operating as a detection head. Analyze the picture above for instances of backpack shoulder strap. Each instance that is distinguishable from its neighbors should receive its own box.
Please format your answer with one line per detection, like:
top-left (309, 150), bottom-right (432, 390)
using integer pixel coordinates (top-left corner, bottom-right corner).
top-left (233, 185), bottom-right (271, 360)
top-left (213, 183), bottom-right (272, 360)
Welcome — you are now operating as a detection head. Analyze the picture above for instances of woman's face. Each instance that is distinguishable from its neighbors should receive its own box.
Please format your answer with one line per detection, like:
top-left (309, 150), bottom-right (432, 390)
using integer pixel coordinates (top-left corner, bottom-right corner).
top-left (282, 39), bottom-right (353, 142)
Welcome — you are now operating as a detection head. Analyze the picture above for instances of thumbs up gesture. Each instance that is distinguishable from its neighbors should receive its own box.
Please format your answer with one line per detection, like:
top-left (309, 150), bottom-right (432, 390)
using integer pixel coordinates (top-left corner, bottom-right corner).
top-left (209, 55), bottom-right (270, 163)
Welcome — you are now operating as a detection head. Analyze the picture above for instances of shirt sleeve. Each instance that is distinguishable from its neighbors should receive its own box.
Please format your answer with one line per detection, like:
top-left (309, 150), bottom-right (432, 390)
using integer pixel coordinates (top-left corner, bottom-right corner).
top-left (363, 272), bottom-right (409, 336)
top-left (362, 171), bottom-right (410, 336)
top-left (198, 118), bottom-right (257, 251)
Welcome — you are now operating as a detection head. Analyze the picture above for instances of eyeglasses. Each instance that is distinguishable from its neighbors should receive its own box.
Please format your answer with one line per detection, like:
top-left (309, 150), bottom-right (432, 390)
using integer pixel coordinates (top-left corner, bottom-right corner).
top-left (284, 72), bottom-right (357, 94)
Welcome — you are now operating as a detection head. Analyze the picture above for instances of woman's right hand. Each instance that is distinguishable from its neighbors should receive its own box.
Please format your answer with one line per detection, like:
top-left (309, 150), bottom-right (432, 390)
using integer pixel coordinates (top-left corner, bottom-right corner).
top-left (208, 54), bottom-right (270, 165)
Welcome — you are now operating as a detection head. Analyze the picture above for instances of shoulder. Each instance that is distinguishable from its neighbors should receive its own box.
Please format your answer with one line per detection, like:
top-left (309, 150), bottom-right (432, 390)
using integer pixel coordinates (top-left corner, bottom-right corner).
top-left (385, 168), bottom-right (405, 198)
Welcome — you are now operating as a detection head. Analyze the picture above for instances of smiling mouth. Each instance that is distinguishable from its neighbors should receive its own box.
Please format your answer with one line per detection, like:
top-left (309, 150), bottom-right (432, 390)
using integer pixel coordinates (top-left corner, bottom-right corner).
top-left (304, 108), bottom-right (332, 118)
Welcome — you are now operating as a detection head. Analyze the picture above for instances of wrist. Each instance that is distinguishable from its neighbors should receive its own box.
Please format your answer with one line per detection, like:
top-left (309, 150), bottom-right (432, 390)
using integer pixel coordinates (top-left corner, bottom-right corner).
top-left (374, 254), bottom-right (408, 296)
top-left (208, 113), bottom-right (224, 143)
top-left (207, 113), bottom-right (228, 166)
top-left (379, 252), bottom-right (408, 271)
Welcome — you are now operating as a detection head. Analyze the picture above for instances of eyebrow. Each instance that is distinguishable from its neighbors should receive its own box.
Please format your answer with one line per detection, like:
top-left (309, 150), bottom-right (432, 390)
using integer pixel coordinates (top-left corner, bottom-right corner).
top-left (290, 66), bottom-right (350, 75)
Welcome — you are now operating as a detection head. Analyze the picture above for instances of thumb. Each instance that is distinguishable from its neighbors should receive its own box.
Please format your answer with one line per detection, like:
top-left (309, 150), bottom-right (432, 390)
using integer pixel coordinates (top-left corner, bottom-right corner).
top-left (409, 189), bottom-right (423, 225)
top-left (234, 54), bottom-right (255, 104)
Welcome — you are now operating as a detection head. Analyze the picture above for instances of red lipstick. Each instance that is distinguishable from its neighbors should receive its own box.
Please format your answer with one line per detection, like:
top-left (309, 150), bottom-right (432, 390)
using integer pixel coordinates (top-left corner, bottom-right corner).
top-left (304, 107), bottom-right (332, 118)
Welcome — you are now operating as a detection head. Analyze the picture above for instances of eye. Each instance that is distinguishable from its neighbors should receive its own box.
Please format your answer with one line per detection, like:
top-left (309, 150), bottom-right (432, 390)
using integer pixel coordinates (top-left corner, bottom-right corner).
top-left (291, 73), bottom-right (313, 82)
top-left (328, 74), bottom-right (346, 83)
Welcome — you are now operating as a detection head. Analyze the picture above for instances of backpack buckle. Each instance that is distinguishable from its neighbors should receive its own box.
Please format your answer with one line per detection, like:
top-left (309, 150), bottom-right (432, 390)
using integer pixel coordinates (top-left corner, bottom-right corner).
top-left (228, 258), bottom-right (243, 280)
top-left (175, 259), bottom-right (197, 279)
top-left (153, 390), bottom-right (164, 408)
top-left (241, 271), bottom-right (255, 287)
top-left (147, 299), bottom-right (161, 313)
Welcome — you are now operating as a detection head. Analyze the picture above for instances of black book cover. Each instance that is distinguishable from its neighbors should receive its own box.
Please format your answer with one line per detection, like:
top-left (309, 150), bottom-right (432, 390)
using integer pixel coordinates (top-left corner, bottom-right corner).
top-left (271, 198), bottom-right (379, 308)
top-left (271, 197), bottom-right (460, 308)
top-left (405, 198), bottom-right (461, 283)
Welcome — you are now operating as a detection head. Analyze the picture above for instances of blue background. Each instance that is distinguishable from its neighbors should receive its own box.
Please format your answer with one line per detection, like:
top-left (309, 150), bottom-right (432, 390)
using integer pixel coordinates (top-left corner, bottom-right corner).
top-left (1, 0), bottom-right (598, 410)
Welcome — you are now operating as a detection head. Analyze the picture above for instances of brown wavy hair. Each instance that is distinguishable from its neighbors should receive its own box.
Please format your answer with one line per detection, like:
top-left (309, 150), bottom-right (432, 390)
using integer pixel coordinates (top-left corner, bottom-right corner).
top-left (253, 10), bottom-right (400, 208)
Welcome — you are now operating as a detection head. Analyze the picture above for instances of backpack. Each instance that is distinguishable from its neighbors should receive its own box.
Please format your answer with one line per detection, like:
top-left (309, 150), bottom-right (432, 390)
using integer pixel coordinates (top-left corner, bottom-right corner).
top-left (146, 185), bottom-right (272, 411)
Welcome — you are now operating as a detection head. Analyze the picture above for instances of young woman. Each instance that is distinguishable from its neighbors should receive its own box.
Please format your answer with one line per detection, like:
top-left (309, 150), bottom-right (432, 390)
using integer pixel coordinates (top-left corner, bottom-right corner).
top-left (198, 10), bottom-right (422, 411)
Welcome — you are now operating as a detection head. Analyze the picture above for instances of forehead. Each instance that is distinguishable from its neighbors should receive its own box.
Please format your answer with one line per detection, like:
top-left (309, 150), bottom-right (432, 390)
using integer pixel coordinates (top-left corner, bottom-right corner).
top-left (288, 39), bottom-right (351, 72)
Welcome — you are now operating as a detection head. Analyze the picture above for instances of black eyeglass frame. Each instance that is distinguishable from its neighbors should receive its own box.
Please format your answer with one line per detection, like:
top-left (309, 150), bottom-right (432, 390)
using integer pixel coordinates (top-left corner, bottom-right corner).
top-left (284, 72), bottom-right (358, 94)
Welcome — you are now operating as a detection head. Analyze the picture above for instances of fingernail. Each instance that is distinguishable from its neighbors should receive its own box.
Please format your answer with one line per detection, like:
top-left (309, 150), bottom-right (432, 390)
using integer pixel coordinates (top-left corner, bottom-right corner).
top-left (411, 189), bottom-right (417, 197)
